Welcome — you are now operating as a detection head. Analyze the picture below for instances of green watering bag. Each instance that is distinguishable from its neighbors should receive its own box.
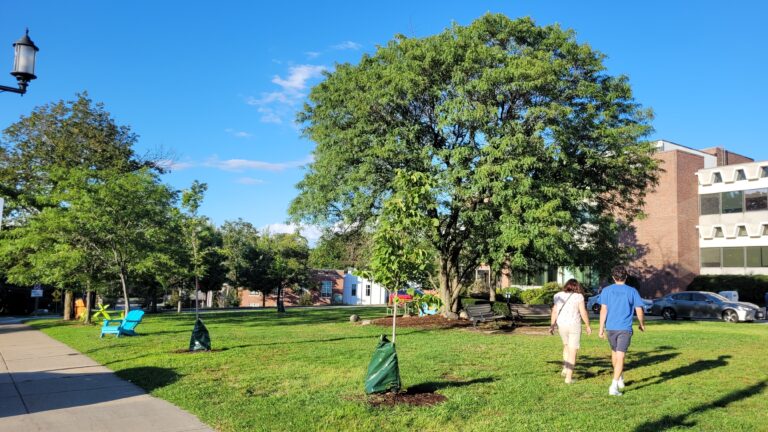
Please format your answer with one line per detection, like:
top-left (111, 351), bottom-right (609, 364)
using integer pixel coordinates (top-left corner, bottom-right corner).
top-left (364, 335), bottom-right (401, 394)
top-left (189, 318), bottom-right (211, 351)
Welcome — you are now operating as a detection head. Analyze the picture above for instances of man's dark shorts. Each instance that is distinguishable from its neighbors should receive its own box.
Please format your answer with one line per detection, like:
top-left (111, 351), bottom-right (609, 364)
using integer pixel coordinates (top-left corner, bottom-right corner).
top-left (606, 330), bottom-right (633, 352)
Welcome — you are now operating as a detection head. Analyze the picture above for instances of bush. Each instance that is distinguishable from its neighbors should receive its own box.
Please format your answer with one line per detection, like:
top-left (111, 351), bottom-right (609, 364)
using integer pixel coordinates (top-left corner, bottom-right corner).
top-left (298, 291), bottom-right (314, 306)
top-left (520, 282), bottom-right (561, 305)
top-left (496, 287), bottom-right (523, 303)
top-left (687, 275), bottom-right (768, 305)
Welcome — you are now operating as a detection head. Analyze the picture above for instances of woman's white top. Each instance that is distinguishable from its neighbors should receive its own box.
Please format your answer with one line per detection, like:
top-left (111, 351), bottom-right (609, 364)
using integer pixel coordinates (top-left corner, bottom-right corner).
top-left (553, 291), bottom-right (584, 327)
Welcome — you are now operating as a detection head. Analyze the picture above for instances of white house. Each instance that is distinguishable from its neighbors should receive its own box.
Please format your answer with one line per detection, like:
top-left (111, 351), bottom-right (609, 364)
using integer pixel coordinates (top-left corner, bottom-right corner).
top-left (342, 271), bottom-right (389, 305)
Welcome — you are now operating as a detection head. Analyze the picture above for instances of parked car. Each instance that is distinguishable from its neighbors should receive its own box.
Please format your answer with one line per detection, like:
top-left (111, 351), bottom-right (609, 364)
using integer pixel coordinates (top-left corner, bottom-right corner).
top-left (651, 291), bottom-right (765, 322)
top-left (586, 294), bottom-right (653, 315)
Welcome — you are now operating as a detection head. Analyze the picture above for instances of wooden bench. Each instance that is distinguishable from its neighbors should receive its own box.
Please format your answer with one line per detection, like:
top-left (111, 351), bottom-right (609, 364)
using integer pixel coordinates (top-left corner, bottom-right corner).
top-left (465, 304), bottom-right (505, 327)
top-left (508, 304), bottom-right (552, 321)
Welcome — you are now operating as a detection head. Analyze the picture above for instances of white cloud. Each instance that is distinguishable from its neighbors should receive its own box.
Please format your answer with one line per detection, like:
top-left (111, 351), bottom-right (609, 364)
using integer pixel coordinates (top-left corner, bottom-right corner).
top-left (331, 41), bottom-right (362, 50)
top-left (246, 64), bottom-right (328, 124)
top-left (261, 223), bottom-right (322, 245)
top-left (157, 159), bottom-right (195, 171)
top-left (225, 128), bottom-right (253, 138)
top-left (271, 65), bottom-right (327, 91)
top-left (305, 51), bottom-right (321, 59)
top-left (236, 177), bottom-right (265, 185)
top-left (204, 155), bottom-right (313, 172)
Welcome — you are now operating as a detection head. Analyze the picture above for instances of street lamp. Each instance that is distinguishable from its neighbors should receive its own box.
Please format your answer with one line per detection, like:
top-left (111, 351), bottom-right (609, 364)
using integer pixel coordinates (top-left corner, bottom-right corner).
top-left (0, 29), bottom-right (39, 95)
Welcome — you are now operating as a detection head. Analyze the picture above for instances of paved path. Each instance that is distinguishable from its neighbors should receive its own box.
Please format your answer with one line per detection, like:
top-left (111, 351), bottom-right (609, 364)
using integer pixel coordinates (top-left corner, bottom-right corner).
top-left (0, 323), bottom-right (213, 432)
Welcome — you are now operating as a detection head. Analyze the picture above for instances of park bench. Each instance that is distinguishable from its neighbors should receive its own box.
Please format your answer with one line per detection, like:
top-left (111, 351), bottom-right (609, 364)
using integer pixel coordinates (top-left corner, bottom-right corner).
top-left (508, 304), bottom-right (552, 321)
top-left (465, 304), bottom-right (505, 327)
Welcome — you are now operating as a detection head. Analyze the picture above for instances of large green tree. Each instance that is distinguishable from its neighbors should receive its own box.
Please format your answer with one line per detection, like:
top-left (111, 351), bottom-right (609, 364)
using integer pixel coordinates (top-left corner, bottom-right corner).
top-left (289, 14), bottom-right (659, 312)
top-left (0, 93), bottom-right (157, 225)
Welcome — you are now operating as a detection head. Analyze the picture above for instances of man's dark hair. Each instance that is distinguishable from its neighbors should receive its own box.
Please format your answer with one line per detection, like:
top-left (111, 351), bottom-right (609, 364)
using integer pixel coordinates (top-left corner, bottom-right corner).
top-left (611, 266), bottom-right (628, 282)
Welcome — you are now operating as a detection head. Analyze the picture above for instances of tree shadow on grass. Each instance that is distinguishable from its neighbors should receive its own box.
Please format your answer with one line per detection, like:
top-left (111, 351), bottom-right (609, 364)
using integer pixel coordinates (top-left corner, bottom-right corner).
top-left (629, 355), bottom-right (732, 390)
top-left (115, 366), bottom-right (180, 392)
top-left (406, 377), bottom-right (496, 394)
top-left (633, 379), bottom-right (767, 431)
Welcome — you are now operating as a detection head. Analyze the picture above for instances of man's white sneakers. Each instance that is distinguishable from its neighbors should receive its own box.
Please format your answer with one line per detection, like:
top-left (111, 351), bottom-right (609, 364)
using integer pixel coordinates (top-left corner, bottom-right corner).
top-left (608, 385), bottom-right (623, 396)
top-left (617, 377), bottom-right (626, 390)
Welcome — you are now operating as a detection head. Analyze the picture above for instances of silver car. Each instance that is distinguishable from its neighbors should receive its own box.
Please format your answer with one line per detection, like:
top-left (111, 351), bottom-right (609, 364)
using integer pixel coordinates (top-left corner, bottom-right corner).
top-left (587, 294), bottom-right (653, 315)
top-left (651, 291), bottom-right (765, 322)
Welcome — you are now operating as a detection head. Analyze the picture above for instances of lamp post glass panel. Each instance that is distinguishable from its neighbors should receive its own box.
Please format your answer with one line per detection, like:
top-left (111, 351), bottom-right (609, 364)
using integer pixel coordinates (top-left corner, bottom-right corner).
top-left (1, 29), bottom-right (38, 95)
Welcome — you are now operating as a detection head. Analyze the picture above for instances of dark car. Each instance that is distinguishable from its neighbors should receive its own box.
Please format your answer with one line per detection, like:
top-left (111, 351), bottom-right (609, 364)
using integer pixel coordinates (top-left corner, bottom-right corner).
top-left (651, 291), bottom-right (765, 322)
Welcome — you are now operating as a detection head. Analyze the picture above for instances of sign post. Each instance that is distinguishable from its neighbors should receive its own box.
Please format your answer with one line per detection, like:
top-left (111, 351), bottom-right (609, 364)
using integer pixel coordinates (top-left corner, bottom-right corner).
top-left (31, 283), bottom-right (43, 315)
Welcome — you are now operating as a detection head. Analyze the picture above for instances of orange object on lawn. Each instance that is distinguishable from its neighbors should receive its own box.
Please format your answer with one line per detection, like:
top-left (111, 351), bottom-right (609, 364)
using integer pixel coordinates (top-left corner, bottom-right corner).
top-left (74, 299), bottom-right (87, 319)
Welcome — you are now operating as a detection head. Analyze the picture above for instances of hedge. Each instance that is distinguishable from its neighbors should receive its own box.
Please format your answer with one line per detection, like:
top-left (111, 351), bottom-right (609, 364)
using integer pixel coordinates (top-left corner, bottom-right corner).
top-left (687, 275), bottom-right (768, 305)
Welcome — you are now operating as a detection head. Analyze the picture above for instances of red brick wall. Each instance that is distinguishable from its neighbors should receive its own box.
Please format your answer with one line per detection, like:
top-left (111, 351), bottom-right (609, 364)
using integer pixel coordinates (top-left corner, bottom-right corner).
top-left (700, 147), bottom-right (753, 166)
top-left (629, 150), bottom-right (704, 297)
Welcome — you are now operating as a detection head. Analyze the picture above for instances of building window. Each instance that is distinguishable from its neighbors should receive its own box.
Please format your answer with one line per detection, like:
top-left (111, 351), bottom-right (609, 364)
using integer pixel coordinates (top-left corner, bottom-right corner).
top-left (714, 227), bottom-right (724, 238)
top-left (366, 284), bottom-right (371, 296)
top-left (701, 248), bottom-right (721, 267)
top-left (249, 290), bottom-right (258, 295)
top-left (713, 172), bottom-right (723, 183)
top-left (737, 226), bottom-right (748, 237)
top-left (320, 281), bottom-right (332, 298)
top-left (745, 188), bottom-right (768, 212)
top-left (735, 169), bottom-right (746, 181)
top-left (761, 167), bottom-right (768, 178)
top-left (700, 194), bottom-right (720, 215)
top-left (722, 247), bottom-right (745, 267)
top-left (745, 247), bottom-right (768, 267)
top-left (721, 191), bottom-right (743, 214)
top-left (351, 284), bottom-right (357, 297)
top-left (764, 225), bottom-right (768, 236)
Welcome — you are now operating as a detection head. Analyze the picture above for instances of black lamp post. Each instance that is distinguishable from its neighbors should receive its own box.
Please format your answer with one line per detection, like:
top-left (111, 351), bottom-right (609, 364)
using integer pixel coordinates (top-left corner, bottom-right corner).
top-left (0, 29), bottom-right (39, 95)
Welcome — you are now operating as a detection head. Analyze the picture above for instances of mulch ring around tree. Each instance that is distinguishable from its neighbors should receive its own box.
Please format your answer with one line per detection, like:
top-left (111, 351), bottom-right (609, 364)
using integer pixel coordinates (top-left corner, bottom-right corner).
top-left (371, 314), bottom-right (471, 329)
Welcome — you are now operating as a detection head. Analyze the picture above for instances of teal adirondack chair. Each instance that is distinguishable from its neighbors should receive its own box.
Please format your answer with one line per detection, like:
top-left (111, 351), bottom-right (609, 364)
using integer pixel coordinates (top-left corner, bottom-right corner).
top-left (100, 310), bottom-right (145, 338)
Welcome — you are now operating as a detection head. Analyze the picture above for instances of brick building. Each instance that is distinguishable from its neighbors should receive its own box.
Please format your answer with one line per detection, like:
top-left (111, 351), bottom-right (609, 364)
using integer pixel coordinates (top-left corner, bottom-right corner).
top-left (238, 269), bottom-right (345, 307)
top-left (628, 140), bottom-right (754, 296)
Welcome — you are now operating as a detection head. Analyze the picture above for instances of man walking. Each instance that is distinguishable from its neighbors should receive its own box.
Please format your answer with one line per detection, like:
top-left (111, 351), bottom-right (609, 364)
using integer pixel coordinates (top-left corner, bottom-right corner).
top-left (599, 266), bottom-right (645, 396)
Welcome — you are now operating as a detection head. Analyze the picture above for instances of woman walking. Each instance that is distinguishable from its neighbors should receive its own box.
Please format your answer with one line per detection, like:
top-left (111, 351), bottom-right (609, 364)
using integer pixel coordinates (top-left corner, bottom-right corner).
top-left (549, 279), bottom-right (592, 384)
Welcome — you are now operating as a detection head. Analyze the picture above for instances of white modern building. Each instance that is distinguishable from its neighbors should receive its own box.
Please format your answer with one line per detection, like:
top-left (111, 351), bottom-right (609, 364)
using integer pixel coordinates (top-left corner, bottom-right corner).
top-left (697, 161), bottom-right (768, 275)
top-left (342, 272), bottom-right (389, 305)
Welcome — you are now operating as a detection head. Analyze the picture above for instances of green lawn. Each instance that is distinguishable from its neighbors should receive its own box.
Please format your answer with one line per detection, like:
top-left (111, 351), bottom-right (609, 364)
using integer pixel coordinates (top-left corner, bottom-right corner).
top-left (30, 309), bottom-right (768, 432)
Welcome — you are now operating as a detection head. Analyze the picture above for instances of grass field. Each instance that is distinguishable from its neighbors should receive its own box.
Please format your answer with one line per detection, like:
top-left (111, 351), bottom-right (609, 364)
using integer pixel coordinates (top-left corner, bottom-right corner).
top-left (30, 308), bottom-right (768, 432)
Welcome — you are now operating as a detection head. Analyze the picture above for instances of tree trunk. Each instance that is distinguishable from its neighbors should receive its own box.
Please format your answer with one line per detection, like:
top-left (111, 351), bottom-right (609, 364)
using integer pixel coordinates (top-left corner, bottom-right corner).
top-left (276, 287), bottom-right (286, 313)
top-left (177, 288), bottom-right (183, 313)
top-left (489, 273), bottom-right (496, 302)
top-left (438, 257), bottom-right (461, 314)
top-left (63, 290), bottom-right (73, 320)
top-left (84, 289), bottom-right (93, 324)
top-left (118, 269), bottom-right (130, 314)
top-left (262, 291), bottom-right (266, 308)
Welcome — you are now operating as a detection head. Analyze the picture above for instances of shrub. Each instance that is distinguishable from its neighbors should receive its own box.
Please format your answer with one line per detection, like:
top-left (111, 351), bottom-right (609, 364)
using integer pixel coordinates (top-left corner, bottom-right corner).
top-left (687, 275), bottom-right (768, 305)
top-left (496, 287), bottom-right (523, 303)
top-left (298, 291), bottom-right (314, 306)
top-left (520, 282), bottom-right (561, 305)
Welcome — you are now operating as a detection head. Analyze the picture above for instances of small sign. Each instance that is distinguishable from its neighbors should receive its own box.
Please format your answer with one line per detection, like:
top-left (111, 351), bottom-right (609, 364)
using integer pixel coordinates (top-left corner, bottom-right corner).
top-left (31, 284), bottom-right (43, 298)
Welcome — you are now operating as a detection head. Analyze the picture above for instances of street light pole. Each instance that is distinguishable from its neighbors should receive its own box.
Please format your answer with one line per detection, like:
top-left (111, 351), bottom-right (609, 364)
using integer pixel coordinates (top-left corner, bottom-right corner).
top-left (0, 29), bottom-right (39, 95)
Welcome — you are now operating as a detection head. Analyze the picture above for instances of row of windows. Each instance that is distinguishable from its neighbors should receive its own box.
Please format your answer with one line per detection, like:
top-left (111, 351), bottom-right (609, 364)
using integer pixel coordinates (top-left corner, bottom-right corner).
top-left (701, 246), bottom-right (768, 268)
top-left (349, 283), bottom-right (372, 297)
top-left (707, 166), bottom-right (768, 184)
top-left (707, 225), bottom-right (768, 238)
top-left (700, 188), bottom-right (768, 215)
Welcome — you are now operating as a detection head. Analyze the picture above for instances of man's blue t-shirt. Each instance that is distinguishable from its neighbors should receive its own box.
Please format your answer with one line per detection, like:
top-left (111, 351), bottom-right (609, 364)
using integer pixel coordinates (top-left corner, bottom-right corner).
top-left (600, 283), bottom-right (644, 331)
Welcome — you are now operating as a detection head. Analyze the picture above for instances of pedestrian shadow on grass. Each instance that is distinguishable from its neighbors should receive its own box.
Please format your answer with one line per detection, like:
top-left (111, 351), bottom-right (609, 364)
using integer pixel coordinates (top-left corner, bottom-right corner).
top-left (406, 377), bottom-right (496, 394)
top-left (633, 379), bottom-right (767, 432)
top-left (628, 355), bottom-right (732, 390)
top-left (550, 346), bottom-right (680, 378)
top-left (115, 366), bottom-right (180, 392)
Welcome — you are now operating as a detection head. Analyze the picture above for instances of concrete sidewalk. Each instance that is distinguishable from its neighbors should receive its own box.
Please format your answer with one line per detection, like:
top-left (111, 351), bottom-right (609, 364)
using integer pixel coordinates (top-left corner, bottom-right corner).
top-left (0, 323), bottom-right (213, 432)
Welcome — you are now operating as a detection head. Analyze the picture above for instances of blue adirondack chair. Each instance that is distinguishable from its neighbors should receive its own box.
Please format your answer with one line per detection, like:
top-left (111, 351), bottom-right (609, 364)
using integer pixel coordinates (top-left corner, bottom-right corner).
top-left (418, 302), bottom-right (439, 317)
top-left (101, 310), bottom-right (145, 338)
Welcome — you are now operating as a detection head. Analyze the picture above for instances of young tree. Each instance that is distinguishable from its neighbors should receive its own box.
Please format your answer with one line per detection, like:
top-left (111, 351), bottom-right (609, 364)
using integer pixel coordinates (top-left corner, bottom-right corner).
top-left (290, 15), bottom-right (659, 312)
top-left (309, 228), bottom-right (372, 270)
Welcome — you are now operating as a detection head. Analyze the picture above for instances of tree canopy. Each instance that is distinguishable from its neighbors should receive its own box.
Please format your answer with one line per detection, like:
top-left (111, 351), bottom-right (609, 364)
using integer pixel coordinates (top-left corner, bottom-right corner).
top-left (290, 14), bottom-right (659, 312)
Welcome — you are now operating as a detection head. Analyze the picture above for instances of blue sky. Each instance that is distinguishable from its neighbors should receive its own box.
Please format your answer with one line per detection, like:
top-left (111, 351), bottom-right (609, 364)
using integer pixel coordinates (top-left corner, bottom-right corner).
top-left (2, 1), bottom-right (767, 242)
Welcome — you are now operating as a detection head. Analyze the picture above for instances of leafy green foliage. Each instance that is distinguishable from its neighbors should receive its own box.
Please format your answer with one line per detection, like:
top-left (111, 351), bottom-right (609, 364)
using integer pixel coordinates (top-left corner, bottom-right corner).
top-left (520, 282), bottom-right (561, 305)
top-left (290, 14), bottom-right (660, 312)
